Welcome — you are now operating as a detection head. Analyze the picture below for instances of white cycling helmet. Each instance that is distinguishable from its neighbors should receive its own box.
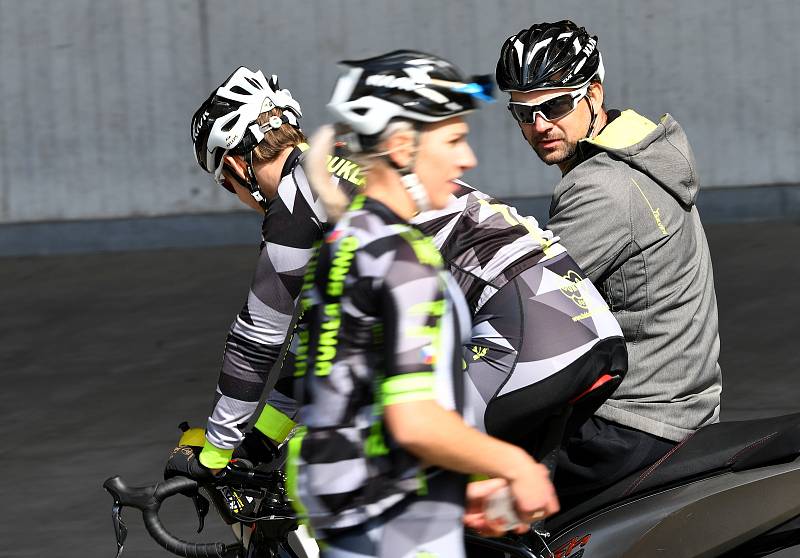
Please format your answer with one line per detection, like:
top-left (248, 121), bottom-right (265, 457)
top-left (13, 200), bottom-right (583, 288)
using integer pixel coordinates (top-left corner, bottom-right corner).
top-left (191, 66), bottom-right (302, 185)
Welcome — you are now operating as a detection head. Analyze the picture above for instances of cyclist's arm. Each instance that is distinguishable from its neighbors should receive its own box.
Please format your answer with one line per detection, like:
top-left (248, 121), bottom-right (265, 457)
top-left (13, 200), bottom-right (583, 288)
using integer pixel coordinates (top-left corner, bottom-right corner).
top-left (376, 240), bottom-right (557, 518)
top-left (200, 175), bottom-right (323, 470)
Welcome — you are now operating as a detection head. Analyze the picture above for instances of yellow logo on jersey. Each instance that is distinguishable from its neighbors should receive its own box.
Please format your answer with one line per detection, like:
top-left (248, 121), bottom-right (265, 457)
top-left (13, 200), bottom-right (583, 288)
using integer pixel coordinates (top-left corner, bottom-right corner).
top-left (471, 346), bottom-right (488, 360)
top-left (326, 155), bottom-right (365, 186)
top-left (560, 270), bottom-right (589, 309)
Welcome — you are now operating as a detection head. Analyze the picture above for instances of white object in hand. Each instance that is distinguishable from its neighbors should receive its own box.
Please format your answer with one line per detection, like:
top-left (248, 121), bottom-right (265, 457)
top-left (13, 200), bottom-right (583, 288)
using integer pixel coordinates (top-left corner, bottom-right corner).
top-left (485, 486), bottom-right (523, 529)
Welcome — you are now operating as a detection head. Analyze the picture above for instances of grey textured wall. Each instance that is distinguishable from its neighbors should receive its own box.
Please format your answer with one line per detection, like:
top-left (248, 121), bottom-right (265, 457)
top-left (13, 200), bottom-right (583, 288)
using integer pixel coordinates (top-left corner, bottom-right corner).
top-left (2, 0), bottom-right (800, 224)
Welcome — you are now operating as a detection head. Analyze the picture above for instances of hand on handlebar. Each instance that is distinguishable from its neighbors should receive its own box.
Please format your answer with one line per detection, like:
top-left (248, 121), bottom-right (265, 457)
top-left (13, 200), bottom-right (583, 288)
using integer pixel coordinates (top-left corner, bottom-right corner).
top-left (164, 445), bottom-right (216, 482)
top-left (232, 429), bottom-right (284, 468)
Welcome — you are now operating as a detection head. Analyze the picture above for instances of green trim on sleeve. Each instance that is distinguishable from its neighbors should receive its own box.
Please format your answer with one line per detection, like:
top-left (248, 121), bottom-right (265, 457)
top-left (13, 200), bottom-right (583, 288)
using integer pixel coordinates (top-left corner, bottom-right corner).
top-left (381, 372), bottom-right (436, 406)
top-left (198, 439), bottom-right (234, 469)
top-left (254, 404), bottom-right (297, 443)
top-left (286, 427), bottom-right (313, 531)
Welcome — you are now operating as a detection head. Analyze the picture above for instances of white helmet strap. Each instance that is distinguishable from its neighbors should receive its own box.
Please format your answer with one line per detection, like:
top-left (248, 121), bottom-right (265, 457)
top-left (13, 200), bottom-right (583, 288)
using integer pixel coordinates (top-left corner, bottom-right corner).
top-left (401, 173), bottom-right (432, 213)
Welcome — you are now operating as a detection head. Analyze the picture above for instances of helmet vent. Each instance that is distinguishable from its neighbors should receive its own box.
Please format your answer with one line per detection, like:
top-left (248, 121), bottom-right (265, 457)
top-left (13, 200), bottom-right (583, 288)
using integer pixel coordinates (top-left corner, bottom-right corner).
top-left (245, 77), bottom-right (263, 89)
top-left (221, 114), bottom-right (240, 132)
top-left (229, 85), bottom-right (250, 96)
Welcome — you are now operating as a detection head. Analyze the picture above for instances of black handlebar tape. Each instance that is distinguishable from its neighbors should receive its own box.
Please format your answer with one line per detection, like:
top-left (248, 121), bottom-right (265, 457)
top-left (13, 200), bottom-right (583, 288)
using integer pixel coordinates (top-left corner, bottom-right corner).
top-left (103, 476), bottom-right (240, 558)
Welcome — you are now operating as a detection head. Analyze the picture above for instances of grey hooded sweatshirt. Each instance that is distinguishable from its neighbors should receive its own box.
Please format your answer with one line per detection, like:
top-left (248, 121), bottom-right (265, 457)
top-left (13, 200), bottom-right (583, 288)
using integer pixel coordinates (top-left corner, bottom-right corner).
top-left (548, 110), bottom-right (722, 442)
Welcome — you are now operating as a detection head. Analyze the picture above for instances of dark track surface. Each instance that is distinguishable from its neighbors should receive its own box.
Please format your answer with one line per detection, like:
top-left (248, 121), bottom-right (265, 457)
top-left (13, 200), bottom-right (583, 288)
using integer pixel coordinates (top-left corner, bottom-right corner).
top-left (2, 221), bottom-right (799, 557)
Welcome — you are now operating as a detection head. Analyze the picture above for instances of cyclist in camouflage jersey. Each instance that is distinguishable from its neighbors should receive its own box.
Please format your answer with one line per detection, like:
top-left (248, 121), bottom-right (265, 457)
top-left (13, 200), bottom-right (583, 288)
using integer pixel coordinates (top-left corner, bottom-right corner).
top-left (290, 50), bottom-right (559, 558)
top-left (166, 66), bottom-right (362, 483)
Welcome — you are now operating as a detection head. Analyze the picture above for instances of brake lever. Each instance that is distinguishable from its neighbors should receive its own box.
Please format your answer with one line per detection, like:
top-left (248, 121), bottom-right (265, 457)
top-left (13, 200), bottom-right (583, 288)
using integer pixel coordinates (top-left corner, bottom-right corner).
top-left (111, 502), bottom-right (128, 558)
top-left (192, 492), bottom-right (210, 533)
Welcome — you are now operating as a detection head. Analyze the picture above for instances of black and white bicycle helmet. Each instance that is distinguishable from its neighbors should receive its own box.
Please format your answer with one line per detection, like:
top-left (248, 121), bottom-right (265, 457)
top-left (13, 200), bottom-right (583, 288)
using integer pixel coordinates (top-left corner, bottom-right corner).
top-left (326, 50), bottom-right (492, 212)
top-left (328, 49), bottom-right (493, 146)
top-left (191, 66), bottom-right (302, 182)
top-left (496, 20), bottom-right (604, 92)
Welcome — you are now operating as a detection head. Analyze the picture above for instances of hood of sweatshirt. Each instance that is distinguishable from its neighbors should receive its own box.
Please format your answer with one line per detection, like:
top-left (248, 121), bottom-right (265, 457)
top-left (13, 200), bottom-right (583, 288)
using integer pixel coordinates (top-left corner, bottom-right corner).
top-left (577, 110), bottom-right (699, 208)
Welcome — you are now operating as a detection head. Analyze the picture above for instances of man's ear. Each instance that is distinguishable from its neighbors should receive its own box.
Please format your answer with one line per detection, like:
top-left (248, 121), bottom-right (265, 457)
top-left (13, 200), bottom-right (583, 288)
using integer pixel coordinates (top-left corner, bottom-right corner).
top-left (383, 130), bottom-right (416, 169)
top-left (588, 82), bottom-right (604, 112)
top-left (222, 155), bottom-right (248, 181)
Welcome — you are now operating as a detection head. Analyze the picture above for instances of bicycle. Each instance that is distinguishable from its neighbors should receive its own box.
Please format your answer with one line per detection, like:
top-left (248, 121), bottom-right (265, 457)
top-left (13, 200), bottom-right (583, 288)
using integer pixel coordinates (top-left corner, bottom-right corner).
top-left (103, 458), bottom-right (316, 558)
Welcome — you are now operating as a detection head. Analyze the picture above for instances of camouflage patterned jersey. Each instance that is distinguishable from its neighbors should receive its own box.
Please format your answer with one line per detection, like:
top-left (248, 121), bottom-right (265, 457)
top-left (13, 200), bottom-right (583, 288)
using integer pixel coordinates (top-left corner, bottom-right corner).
top-left (288, 195), bottom-right (471, 533)
top-left (413, 181), bottom-right (626, 448)
top-left (411, 180), bottom-right (563, 314)
top-left (199, 145), bottom-right (361, 469)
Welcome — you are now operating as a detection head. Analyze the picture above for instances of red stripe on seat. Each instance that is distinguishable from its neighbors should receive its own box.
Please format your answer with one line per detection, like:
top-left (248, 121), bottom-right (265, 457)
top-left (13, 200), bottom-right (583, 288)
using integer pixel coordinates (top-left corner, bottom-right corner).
top-left (569, 374), bottom-right (616, 405)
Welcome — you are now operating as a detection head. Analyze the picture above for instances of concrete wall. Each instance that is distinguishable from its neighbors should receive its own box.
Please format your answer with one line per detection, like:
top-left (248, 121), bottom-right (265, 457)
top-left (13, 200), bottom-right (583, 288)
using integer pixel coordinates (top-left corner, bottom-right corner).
top-left (2, 0), bottom-right (800, 224)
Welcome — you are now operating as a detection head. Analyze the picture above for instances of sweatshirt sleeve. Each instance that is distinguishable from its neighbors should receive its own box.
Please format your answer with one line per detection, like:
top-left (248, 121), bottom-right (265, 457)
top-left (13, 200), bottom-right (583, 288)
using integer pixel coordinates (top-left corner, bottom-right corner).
top-left (547, 174), bottom-right (631, 283)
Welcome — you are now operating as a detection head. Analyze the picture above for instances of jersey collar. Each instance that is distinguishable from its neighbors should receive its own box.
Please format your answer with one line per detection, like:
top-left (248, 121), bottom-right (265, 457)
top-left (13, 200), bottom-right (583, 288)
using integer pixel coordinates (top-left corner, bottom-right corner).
top-left (281, 143), bottom-right (310, 179)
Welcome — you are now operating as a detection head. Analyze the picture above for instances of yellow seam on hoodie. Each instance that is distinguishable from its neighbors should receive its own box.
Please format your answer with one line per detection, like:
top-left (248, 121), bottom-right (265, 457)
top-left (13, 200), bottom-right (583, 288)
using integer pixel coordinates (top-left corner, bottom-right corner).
top-left (630, 178), bottom-right (668, 235)
top-left (589, 110), bottom-right (658, 149)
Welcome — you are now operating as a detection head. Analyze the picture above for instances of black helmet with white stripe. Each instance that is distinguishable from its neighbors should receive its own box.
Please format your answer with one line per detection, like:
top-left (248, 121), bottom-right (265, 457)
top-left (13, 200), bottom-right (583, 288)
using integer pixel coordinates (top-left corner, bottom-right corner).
top-left (328, 50), bottom-right (493, 147)
top-left (191, 66), bottom-right (302, 181)
top-left (496, 20), bottom-right (604, 92)
top-left (326, 50), bottom-right (492, 212)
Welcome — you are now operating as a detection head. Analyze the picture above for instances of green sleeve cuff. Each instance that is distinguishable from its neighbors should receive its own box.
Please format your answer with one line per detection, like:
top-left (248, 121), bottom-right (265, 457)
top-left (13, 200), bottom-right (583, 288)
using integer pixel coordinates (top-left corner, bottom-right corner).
top-left (285, 427), bottom-right (313, 531)
top-left (381, 372), bottom-right (436, 406)
top-left (199, 439), bottom-right (234, 469)
top-left (254, 404), bottom-right (297, 443)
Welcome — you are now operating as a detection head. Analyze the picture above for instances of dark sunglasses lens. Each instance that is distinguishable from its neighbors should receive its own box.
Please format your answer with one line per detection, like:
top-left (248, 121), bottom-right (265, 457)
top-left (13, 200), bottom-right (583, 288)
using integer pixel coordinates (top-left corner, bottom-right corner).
top-left (508, 104), bottom-right (535, 123)
top-left (541, 95), bottom-right (577, 120)
top-left (218, 175), bottom-right (235, 193)
top-left (218, 163), bottom-right (238, 193)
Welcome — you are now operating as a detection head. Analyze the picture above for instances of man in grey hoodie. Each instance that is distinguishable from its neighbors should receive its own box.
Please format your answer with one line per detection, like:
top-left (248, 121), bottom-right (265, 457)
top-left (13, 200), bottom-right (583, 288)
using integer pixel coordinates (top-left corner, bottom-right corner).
top-left (496, 20), bottom-right (722, 506)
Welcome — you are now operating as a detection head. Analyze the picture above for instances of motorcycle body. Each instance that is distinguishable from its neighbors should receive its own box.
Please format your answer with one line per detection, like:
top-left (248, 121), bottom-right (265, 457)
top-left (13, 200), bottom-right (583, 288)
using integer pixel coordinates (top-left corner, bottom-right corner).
top-left (467, 412), bottom-right (800, 558)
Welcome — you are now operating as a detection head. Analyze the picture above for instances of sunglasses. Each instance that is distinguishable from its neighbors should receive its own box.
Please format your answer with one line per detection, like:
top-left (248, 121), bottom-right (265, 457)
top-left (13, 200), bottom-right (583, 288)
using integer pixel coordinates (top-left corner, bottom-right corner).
top-left (507, 84), bottom-right (589, 124)
top-left (215, 161), bottom-right (249, 194)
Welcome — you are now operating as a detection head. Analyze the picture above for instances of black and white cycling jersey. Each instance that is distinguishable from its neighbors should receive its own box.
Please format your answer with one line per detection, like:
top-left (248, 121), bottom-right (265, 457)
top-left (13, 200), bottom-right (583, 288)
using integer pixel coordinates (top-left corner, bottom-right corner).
top-left (200, 160), bottom-right (624, 468)
top-left (199, 144), bottom-right (361, 468)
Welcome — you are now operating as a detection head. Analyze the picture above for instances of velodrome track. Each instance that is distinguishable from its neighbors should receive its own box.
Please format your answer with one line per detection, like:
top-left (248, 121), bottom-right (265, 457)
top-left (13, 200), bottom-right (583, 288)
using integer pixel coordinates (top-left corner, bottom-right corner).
top-left (2, 220), bottom-right (799, 557)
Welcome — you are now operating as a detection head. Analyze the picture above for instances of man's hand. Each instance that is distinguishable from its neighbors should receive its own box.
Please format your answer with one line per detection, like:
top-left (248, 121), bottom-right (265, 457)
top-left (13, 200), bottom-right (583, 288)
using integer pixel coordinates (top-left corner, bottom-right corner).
top-left (464, 478), bottom-right (529, 536)
top-left (506, 461), bottom-right (560, 523)
top-left (164, 445), bottom-right (216, 481)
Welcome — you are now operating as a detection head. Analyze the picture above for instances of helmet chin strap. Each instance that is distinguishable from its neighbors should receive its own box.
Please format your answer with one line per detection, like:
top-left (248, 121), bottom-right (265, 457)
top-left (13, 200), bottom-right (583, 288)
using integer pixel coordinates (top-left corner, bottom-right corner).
top-left (584, 96), bottom-right (599, 139)
top-left (244, 150), bottom-right (269, 211)
top-left (557, 96), bottom-right (599, 173)
top-left (400, 173), bottom-right (432, 213)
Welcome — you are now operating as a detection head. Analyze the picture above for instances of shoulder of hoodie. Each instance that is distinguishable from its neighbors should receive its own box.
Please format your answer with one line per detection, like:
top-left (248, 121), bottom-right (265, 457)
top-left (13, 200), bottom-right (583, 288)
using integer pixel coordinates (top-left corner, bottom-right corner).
top-left (552, 111), bottom-right (687, 211)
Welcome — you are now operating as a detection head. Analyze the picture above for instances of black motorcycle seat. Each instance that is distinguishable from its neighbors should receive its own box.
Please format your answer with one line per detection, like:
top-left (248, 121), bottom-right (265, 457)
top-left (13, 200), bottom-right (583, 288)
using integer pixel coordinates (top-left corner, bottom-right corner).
top-left (547, 412), bottom-right (800, 531)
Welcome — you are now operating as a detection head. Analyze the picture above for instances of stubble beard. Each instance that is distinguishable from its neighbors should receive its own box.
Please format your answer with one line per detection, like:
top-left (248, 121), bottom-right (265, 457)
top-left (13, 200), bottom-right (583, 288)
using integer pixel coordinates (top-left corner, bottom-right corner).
top-left (527, 135), bottom-right (578, 166)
